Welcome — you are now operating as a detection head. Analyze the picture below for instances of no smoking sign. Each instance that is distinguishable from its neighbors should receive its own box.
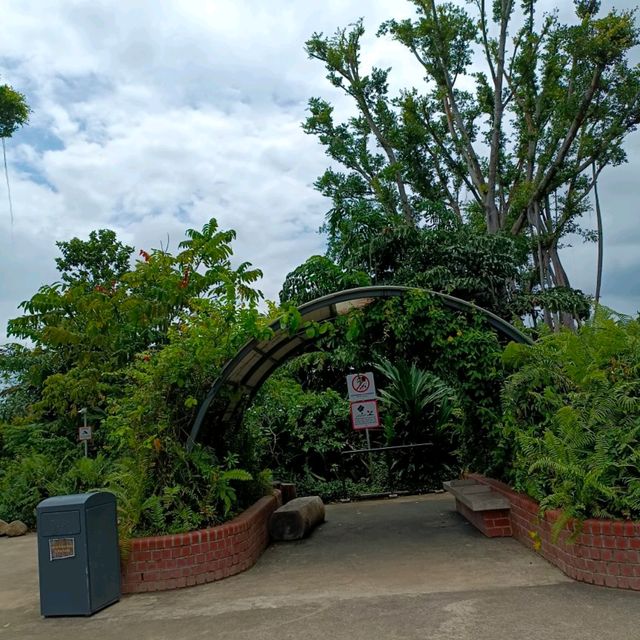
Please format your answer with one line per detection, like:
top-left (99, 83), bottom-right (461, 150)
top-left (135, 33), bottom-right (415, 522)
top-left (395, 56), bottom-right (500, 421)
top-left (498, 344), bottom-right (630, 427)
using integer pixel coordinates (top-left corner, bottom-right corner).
top-left (351, 374), bottom-right (370, 393)
top-left (346, 372), bottom-right (376, 402)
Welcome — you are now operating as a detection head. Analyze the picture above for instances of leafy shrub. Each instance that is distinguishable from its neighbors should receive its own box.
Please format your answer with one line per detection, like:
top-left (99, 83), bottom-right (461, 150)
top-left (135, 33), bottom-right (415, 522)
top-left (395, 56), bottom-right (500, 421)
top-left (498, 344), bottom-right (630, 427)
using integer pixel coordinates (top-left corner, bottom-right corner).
top-left (501, 309), bottom-right (640, 523)
top-left (0, 218), bottom-right (273, 535)
top-left (375, 357), bottom-right (463, 488)
top-left (247, 291), bottom-right (504, 495)
top-left (0, 421), bottom-right (76, 462)
top-left (0, 453), bottom-right (59, 525)
top-left (245, 377), bottom-right (351, 479)
top-left (0, 422), bottom-right (95, 526)
top-left (294, 475), bottom-right (383, 502)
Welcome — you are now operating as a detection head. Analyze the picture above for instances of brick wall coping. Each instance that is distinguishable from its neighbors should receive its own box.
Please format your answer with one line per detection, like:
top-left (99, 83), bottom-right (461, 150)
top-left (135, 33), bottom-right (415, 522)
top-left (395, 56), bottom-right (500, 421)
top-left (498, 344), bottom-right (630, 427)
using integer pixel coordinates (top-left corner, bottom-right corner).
top-left (121, 490), bottom-right (282, 593)
top-left (467, 474), bottom-right (640, 590)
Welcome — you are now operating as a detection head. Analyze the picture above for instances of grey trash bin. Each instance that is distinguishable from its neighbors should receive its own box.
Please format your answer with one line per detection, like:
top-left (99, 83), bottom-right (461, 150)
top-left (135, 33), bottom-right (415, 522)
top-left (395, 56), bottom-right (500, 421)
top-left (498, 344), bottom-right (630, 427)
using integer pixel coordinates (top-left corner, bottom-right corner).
top-left (36, 492), bottom-right (120, 617)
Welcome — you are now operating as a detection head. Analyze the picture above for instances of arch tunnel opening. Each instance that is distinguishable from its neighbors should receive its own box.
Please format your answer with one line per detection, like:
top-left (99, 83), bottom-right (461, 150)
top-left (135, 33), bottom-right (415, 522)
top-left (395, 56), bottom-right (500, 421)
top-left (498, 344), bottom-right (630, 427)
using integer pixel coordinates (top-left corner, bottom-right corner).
top-left (186, 286), bottom-right (532, 451)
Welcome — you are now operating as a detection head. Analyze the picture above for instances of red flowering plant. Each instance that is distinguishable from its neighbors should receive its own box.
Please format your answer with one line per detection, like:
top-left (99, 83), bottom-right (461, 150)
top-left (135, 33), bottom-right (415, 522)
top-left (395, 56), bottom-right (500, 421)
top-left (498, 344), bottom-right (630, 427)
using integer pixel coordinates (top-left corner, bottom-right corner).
top-left (1, 218), bottom-right (273, 533)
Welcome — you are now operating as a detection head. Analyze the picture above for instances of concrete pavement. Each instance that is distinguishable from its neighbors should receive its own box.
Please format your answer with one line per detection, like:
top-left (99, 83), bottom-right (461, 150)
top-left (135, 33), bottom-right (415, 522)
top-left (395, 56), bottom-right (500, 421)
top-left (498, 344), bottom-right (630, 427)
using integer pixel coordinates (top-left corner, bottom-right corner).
top-left (1, 494), bottom-right (639, 640)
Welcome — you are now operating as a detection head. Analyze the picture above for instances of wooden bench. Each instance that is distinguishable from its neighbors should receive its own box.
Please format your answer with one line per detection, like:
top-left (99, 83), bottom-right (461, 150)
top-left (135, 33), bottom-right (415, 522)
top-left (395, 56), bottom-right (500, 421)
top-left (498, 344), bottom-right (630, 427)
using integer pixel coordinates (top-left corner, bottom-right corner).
top-left (444, 479), bottom-right (513, 538)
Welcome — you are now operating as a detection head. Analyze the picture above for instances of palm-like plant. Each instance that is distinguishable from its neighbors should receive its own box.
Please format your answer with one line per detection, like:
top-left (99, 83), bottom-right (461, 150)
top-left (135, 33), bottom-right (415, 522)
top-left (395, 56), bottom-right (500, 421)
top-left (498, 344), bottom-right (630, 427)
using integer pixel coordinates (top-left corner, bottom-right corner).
top-left (374, 358), bottom-right (460, 435)
top-left (374, 358), bottom-right (462, 488)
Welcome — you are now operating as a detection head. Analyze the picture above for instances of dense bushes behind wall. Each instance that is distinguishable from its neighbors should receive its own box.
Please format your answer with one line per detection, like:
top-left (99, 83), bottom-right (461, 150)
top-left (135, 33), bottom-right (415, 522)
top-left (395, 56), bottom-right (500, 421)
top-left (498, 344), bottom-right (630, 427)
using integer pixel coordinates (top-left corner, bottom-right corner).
top-left (500, 310), bottom-right (640, 523)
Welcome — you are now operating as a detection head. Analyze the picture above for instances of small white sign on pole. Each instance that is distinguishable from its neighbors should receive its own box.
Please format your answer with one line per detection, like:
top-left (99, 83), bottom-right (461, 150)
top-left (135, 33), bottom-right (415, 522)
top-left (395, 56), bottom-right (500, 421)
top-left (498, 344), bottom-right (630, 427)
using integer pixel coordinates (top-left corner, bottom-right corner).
top-left (78, 426), bottom-right (92, 441)
top-left (346, 372), bottom-right (377, 402)
top-left (350, 399), bottom-right (381, 430)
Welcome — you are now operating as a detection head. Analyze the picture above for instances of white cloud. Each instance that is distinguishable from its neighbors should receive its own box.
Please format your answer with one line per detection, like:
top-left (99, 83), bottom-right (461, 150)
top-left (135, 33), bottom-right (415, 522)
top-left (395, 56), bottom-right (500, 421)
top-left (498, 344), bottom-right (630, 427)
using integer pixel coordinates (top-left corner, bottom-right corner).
top-left (1, 0), bottom-right (639, 342)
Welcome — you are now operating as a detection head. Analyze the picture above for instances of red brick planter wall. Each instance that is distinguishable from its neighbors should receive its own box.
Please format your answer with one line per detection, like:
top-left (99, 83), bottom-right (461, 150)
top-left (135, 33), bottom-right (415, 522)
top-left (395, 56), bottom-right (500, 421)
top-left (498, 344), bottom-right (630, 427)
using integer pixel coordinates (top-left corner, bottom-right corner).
top-left (469, 474), bottom-right (640, 591)
top-left (121, 491), bottom-right (282, 593)
top-left (454, 499), bottom-right (512, 538)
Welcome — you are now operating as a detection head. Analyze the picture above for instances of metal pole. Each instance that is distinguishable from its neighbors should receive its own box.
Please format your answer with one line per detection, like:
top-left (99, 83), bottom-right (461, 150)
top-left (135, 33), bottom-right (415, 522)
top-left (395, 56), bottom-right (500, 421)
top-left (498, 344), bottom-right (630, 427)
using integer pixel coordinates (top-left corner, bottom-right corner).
top-left (339, 451), bottom-right (348, 501)
top-left (79, 408), bottom-right (89, 458)
top-left (365, 429), bottom-right (373, 479)
top-left (83, 411), bottom-right (88, 458)
top-left (340, 442), bottom-right (433, 455)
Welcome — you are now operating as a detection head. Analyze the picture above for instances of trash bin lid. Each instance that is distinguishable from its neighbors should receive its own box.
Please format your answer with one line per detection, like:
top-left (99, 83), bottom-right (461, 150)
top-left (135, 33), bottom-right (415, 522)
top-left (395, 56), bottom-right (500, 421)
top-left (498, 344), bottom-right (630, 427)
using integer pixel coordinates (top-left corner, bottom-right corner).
top-left (37, 492), bottom-right (115, 511)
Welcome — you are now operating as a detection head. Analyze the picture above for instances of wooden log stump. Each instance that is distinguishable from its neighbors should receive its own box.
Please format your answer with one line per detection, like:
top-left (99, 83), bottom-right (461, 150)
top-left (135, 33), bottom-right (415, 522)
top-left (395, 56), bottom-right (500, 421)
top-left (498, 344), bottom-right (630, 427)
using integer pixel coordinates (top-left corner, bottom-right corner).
top-left (269, 496), bottom-right (325, 541)
top-left (280, 483), bottom-right (297, 504)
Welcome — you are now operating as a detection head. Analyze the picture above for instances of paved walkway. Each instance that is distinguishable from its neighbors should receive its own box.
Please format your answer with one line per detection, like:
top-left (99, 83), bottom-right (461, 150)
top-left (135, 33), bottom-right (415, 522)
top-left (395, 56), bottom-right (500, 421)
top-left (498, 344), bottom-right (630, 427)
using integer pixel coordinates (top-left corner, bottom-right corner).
top-left (2, 494), bottom-right (639, 639)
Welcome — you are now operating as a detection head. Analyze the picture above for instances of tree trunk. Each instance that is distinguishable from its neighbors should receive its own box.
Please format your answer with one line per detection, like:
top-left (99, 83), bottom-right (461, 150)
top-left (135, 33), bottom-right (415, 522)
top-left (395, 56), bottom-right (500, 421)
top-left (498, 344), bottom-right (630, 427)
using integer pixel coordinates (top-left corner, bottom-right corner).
top-left (593, 163), bottom-right (604, 308)
top-left (548, 243), bottom-right (576, 329)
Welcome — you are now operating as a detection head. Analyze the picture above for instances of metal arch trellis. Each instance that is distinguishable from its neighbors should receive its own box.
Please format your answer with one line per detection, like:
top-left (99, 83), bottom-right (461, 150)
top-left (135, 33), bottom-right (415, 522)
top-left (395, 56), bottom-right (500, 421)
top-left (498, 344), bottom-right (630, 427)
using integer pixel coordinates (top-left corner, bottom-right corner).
top-left (185, 286), bottom-right (533, 451)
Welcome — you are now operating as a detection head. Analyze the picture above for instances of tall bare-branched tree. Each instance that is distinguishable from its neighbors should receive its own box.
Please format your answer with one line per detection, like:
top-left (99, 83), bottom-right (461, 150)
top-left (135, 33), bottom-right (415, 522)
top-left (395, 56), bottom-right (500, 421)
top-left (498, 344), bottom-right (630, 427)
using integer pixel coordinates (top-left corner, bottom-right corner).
top-left (305, 0), bottom-right (640, 329)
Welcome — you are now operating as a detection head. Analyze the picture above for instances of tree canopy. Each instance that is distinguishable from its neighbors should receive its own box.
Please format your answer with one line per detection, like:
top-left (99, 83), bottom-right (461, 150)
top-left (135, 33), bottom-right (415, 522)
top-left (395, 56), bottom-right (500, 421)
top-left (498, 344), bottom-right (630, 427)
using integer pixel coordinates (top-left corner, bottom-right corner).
top-left (0, 83), bottom-right (30, 139)
top-left (0, 81), bottom-right (30, 223)
top-left (304, 0), bottom-right (640, 329)
top-left (55, 230), bottom-right (133, 288)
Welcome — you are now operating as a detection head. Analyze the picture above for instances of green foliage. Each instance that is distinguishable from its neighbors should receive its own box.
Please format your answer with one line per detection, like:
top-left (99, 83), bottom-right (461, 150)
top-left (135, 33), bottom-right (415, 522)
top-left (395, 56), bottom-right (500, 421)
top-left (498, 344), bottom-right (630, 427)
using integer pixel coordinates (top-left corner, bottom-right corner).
top-left (0, 83), bottom-right (30, 138)
top-left (103, 444), bottom-right (255, 539)
top-left (350, 292), bottom-right (505, 472)
top-left (374, 357), bottom-right (463, 487)
top-left (0, 431), bottom-right (112, 526)
top-left (0, 218), bottom-right (272, 535)
top-left (305, 2), bottom-right (640, 328)
top-left (388, 226), bottom-right (526, 319)
top-left (249, 291), bottom-right (505, 495)
top-left (245, 376), bottom-right (351, 478)
top-left (375, 357), bottom-right (460, 430)
top-left (0, 453), bottom-right (58, 525)
top-left (55, 230), bottom-right (133, 287)
top-left (0, 81), bottom-right (30, 225)
top-left (0, 421), bottom-right (75, 461)
top-left (294, 468), bottom-right (389, 503)
top-left (511, 287), bottom-right (592, 324)
top-left (281, 223), bottom-right (534, 327)
top-left (501, 309), bottom-right (640, 521)
top-left (279, 255), bottom-right (370, 306)
top-left (58, 455), bottom-right (114, 494)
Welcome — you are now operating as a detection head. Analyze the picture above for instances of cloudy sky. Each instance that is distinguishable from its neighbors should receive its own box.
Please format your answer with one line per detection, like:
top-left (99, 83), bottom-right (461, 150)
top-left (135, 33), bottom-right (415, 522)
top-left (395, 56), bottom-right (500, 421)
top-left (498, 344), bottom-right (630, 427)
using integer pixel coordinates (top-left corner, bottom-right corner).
top-left (0, 0), bottom-right (639, 340)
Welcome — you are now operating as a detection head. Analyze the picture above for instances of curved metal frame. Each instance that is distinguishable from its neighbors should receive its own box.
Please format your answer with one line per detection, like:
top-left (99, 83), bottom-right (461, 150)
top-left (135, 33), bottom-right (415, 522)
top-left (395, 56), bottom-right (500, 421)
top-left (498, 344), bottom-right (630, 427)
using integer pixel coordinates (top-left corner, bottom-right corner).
top-left (186, 286), bottom-right (532, 450)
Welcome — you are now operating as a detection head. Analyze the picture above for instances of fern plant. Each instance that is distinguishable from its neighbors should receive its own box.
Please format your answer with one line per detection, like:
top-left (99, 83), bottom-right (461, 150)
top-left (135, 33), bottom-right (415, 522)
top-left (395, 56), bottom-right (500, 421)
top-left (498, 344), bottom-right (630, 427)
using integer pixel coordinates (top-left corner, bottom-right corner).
top-left (501, 308), bottom-right (640, 523)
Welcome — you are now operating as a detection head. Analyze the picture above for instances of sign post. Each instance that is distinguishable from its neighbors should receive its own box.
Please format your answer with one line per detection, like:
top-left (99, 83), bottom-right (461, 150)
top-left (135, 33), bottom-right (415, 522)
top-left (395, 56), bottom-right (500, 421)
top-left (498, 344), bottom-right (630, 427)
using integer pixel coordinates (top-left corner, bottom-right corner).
top-left (346, 372), bottom-right (380, 478)
top-left (78, 408), bottom-right (91, 457)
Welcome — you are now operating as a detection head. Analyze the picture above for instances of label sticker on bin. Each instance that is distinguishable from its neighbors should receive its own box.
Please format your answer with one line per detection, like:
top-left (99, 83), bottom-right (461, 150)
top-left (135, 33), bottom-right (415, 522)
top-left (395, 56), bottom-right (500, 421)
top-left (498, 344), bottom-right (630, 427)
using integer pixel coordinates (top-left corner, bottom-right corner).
top-left (49, 537), bottom-right (75, 560)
